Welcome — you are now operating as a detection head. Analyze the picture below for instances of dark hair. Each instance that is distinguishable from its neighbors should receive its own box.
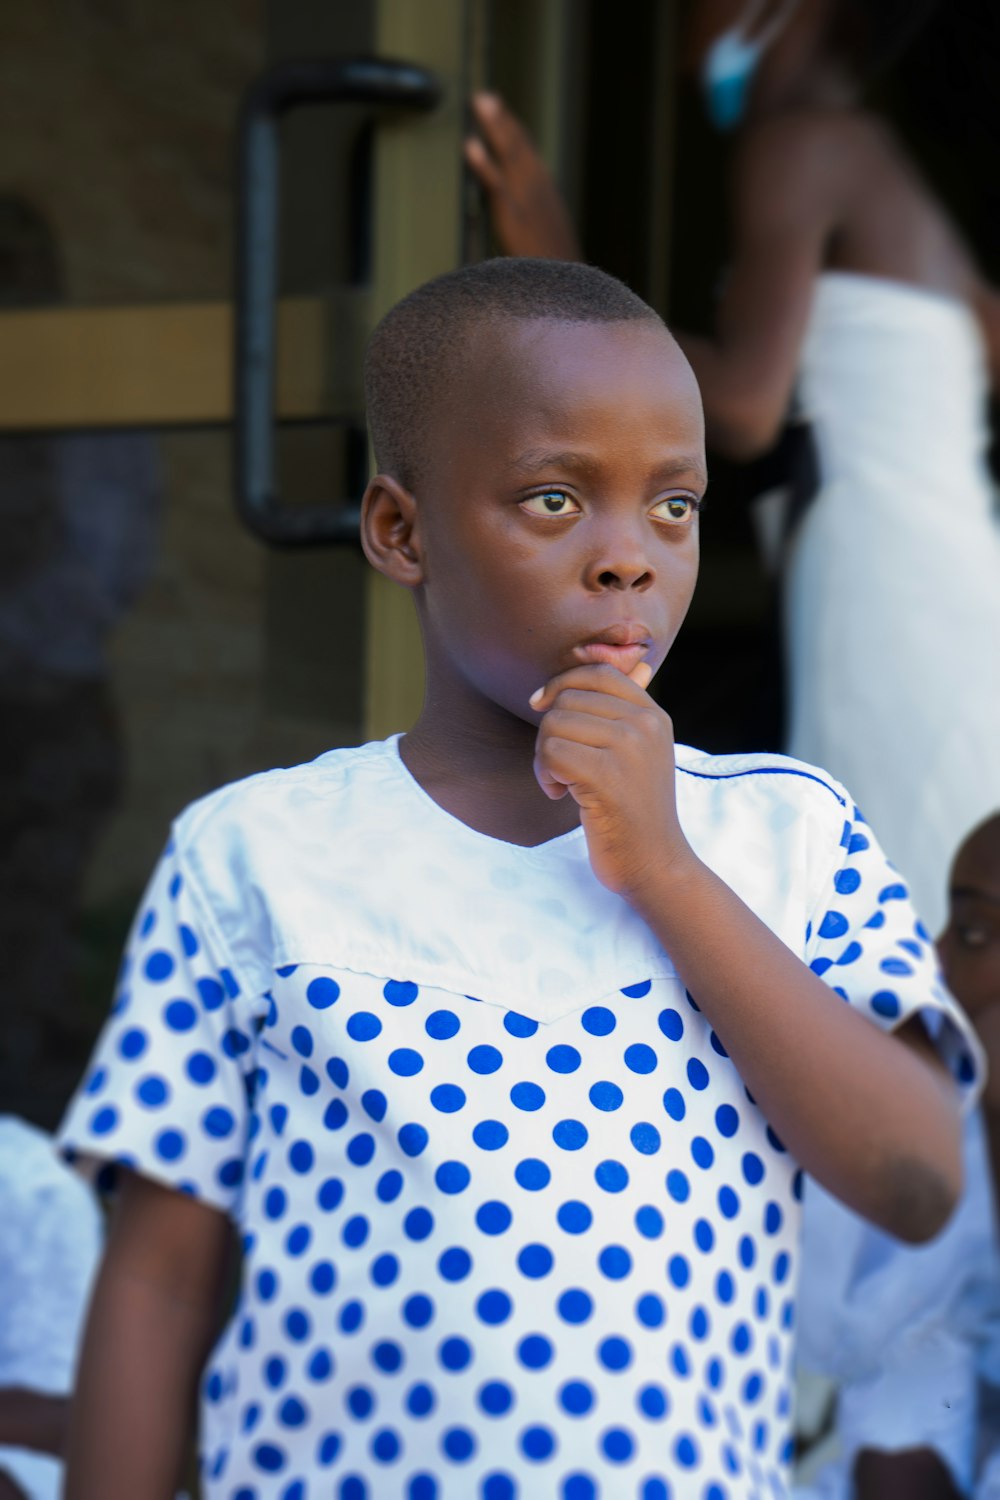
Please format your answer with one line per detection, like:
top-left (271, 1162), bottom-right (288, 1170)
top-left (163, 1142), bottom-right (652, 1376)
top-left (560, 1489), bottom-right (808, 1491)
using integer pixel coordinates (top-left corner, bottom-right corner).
top-left (364, 257), bottom-right (661, 488)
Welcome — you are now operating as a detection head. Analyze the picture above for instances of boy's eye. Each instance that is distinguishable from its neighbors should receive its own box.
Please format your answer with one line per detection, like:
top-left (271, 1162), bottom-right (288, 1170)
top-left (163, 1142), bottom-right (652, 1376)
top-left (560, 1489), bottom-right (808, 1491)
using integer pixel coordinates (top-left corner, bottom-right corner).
top-left (521, 491), bottom-right (581, 517)
top-left (957, 925), bottom-right (988, 949)
top-left (652, 495), bottom-right (698, 524)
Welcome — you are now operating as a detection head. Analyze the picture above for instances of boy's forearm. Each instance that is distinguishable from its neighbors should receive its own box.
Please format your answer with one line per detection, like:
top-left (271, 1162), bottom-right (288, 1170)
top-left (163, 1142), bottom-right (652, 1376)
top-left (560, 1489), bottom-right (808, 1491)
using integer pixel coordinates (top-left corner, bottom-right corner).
top-left (0, 1389), bottom-right (69, 1457)
top-left (627, 854), bottom-right (963, 1242)
top-left (65, 1263), bottom-right (207, 1500)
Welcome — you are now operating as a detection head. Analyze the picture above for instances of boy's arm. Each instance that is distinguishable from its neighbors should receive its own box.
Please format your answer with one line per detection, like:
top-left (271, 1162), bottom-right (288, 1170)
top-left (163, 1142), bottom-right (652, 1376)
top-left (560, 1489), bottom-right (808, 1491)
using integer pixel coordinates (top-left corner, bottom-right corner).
top-left (532, 664), bottom-right (964, 1244)
top-left (65, 1171), bottom-right (236, 1500)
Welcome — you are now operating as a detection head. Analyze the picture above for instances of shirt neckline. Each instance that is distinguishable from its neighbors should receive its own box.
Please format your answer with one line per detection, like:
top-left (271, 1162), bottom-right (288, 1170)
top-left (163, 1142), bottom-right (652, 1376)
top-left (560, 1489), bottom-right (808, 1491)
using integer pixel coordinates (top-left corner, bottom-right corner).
top-left (386, 734), bottom-right (587, 859)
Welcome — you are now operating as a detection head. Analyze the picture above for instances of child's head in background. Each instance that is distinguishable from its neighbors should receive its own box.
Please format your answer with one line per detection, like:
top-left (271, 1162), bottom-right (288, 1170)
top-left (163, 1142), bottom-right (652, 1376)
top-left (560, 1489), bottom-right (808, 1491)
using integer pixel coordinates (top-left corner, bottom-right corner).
top-left (938, 812), bottom-right (1000, 1105)
top-left (359, 258), bottom-right (707, 738)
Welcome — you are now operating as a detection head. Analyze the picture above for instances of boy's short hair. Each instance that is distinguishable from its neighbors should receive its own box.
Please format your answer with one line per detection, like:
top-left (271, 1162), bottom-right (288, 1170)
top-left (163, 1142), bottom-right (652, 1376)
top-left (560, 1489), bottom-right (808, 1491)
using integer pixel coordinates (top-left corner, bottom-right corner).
top-left (364, 257), bottom-right (662, 489)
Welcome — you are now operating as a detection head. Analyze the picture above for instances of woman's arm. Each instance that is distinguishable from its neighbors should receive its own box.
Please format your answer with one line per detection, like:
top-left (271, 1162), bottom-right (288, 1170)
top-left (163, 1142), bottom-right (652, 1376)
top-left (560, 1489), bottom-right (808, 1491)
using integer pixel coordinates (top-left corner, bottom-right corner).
top-left (65, 1171), bottom-right (236, 1500)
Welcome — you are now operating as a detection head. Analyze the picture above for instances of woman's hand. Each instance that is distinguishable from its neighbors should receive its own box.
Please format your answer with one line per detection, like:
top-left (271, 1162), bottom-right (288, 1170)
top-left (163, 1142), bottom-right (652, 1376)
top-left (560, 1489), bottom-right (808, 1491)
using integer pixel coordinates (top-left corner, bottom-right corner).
top-left (465, 92), bottom-right (582, 261)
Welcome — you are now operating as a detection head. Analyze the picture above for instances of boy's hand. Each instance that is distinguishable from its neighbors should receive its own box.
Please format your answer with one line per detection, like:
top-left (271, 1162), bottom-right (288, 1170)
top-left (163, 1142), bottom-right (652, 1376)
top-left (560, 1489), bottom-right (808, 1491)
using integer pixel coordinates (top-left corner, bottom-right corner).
top-left (530, 662), bottom-right (693, 898)
top-left (464, 92), bottom-right (582, 261)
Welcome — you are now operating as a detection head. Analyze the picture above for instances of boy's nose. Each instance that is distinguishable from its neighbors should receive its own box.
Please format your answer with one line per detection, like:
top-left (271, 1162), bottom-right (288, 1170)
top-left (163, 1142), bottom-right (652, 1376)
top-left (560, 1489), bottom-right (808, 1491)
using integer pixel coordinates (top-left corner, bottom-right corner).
top-left (585, 521), bottom-right (655, 591)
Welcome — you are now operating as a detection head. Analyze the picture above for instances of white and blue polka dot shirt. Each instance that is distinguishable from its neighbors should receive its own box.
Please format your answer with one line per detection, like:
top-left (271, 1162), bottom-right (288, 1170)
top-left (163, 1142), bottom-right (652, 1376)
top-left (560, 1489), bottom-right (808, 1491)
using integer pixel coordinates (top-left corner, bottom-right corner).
top-left (60, 737), bottom-right (981, 1500)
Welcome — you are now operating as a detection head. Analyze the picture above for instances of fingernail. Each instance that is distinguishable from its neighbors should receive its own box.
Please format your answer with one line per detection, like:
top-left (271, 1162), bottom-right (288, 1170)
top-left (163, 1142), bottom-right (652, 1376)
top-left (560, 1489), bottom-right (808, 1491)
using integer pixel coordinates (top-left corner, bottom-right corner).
top-left (529, 687), bottom-right (544, 707)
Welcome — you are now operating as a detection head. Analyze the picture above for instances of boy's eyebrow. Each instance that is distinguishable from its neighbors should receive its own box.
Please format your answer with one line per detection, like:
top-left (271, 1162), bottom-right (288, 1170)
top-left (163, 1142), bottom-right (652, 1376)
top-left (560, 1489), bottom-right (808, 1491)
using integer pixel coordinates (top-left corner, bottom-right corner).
top-left (951, 885), bottom-right (1000, 906)
top-left (511, 448), bottom-right (708, 487)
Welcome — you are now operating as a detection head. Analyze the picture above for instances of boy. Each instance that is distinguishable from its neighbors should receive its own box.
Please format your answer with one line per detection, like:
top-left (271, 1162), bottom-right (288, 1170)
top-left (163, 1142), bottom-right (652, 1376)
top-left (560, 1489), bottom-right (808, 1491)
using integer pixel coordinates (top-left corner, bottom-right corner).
top-left (61, 259), bottom-right (979, 1500)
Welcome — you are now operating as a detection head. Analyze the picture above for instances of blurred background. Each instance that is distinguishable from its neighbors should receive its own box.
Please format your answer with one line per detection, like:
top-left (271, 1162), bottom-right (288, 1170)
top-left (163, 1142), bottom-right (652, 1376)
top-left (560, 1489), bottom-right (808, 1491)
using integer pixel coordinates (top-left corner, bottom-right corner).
top-left (1, 0), bottom-right (997, 1130)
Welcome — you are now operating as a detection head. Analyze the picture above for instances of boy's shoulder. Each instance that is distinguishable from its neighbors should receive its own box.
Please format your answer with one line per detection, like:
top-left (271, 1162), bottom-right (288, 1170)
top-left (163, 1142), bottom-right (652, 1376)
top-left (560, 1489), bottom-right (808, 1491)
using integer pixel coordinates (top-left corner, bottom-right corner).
top-left (675, 742), bottom-right (853, 822)
top-left (172, 737), bottom-right (399, 851)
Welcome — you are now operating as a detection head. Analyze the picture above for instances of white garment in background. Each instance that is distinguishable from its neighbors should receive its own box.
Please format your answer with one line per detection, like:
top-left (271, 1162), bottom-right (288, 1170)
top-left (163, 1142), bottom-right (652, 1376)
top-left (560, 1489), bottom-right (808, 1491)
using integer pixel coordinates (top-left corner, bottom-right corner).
top-left (0, 1116), bottom-right (102, 1500)
top-left (785, 270), bottom-right (1000, 935)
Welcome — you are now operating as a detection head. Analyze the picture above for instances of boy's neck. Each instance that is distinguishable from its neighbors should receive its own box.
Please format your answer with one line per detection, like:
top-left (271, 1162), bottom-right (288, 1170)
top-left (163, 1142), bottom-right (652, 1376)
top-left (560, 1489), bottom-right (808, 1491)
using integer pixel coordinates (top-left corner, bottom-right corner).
top-left (399, 707), bottom-right (582, 848)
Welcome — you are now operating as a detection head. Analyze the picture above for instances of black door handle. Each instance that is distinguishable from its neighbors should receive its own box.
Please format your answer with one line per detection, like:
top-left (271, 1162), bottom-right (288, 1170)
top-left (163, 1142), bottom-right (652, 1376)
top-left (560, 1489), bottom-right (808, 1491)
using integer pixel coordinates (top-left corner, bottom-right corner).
top-left (234, 58), bottom-right (441, 545)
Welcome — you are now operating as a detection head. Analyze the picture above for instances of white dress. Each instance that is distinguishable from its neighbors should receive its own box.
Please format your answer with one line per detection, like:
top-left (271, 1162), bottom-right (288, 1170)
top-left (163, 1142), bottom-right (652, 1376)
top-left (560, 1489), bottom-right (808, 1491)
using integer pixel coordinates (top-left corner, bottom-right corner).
top-left (785, 270), bottom-right (1000, 934)
top-left (59, 736), bottom-right (980, 1500)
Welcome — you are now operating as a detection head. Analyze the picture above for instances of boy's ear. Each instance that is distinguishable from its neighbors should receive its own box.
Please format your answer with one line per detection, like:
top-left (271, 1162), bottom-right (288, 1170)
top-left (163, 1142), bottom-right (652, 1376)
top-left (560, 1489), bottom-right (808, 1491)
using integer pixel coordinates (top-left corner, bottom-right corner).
top-left (360, 474), bottom-right (424, 587)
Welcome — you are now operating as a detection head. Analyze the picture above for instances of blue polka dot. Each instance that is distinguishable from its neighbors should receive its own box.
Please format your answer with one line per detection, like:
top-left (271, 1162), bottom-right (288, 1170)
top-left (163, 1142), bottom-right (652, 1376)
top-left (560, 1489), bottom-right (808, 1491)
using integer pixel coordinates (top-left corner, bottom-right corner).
top-left (398, 1124), bottom-right (428, 1157)
top-left (504, 1011), bottom-right (538, 1037)
top-left (119, 1027), bottom-right (148, 1060)
top-left (630, 1123), bottom-right (661, 1155)
top-left (557, 1288), bottom-right (593, 1324)
top-left (285, 1307), bottom-right (311, 1341)
top-left (197, 976), bottom-right (225, 1011)
top-left (404, 1207), bottom-right (434, 1241)
top-left (731, 1322), bottom-right (752, 1354)
top-left (479, 1380), bottom-right (514, 1414)
top-left (742, 1152), bottom-right (765, 1186)
top-left (511, 1081), bottom-right (545, 1111)
top-left (384, 980), bottom-right (419, 1006)
top-left (164, 999), bottom-right (196, 1032)
top-left (563, 1475), bottom-right (598, 1500)
top-left (476, 1290), bottom-right (512, 1325)
top-left (291, 1025), bottom-right (313, 1058)
top-left (718, 1185), bottom-right (740, 1219)
top-left (407, 1383), bottom-right (436, 1416)
top-left (662, 1087), bottom-right (686, 1121)
top-left (588, 1081), bottom-right (623, 1111)
top-left (360, 1089), bottom-right (387, 1123)
top-left (298, 1063), bottom-right (318, 1092)
top-left (389, 1048), bottom-right (423, 1077)
top-left (546, 1045), bottom-right (581, 1074)
top-left (872, 989), bottom-right (902, 1019)
top-left (468, 1045), bottom-right (503, 1075)
top-left (347, 1133), bottom-right (375, 1166)
top-left (430, 1084), bottom-right (466, 1114)
top-left (557, 1201), bottom-right (592, 1234)
top-left (372, 1340), bottom-right (403, 1373)
top-left (307, 977), bottom-right (340, 1009)
top-left (436, 1161), bottom-right (471, 1194)
top-left (520, 1425), bottom-right (555, 1460)
top-left (439, 1337), bottom-right (472, 1371)
top-left (834, 867), bottom-right (862, 895)
top-left (667, 1169), bottom-right (690, 1202)
top-left (880, 882), bottom-right (908, 903)
top-left (599, 1336), bottom-right (631, 1370)
top-left (377, 1170), bottom-right (402, 1203)
top-left (581, 1007), bottom-right (616, 1036)
top-left (155, 1128), bottom-right (185, 1161)
top-left (91, 1104), bottom-right (119, 1135)
top-left (476, 1201), bottom-right (512, 1235)
top-left (426, 1010), bottom-right (460, 1039)
top-left (739, 1235), bottom-right (756, 1269)
top-left (624, 1043), bottom-right (657, 1074)
top-left (553, 1118), bottom-right (588, 1150)
top-left (694, 1219), bottom-right (715, 1252)
top-left (438, 1248), bottom-right (472, 1281)
top-left (347, 1013), bottom-right (381, 1042)
top-left (636, 1293), bottom-right (664, 1328)
top-left (559, 1380), bottom-right (594, 1415)
top-left (517, 1243), bottom-right (553, 1278)
top-left (518, 1334), bottom-right (553, 1369)
top-left (658, 1008), bottom-right (684, 1041)
top-left (595, 1160), bottom-right (628, 1193)
top-left (638, 1384), bottom-right (668, 1419)
top-left (601, 1428), bottom-right (634, 1462)
top-left (253, 1442), bottom-right (286, 1472)
top-left (691, 1135), bottom-right (714, 1169)
top-left (371, 1253), bottom-right (399, 1287)
top-left (473, 1120), bottom-right (508, 1150)
top-left (204, 1105), bottom-right (235, 1138)
top-left (668, 1255), bottom-right (690, 1289)
top-left (327, 1057), bottom-right (349, 1089)
top-left (716, 1270), bottom-right (735, 1304)
top-left (819, 910), bottom-right (849, 939)
top-left (687, 1058), bottom-right (710, 1090)
top-left (599, 1245), bottom-right (632, 1279)
top-left (635, 1205), bottom-right (664, 1238)
top-left (308, 1349), bottom-right (333, 1381)
top-left (442, 1427), bottom-right (475, 1462)
top-left (186, 1051), bottom-right (216, 1085)
top-left (622, 979), bottom-right (652, 998)
top-left (342, 1215), bottom-right (369, 1249)
top-left (347, 1385), bottom-right (374, 1419)
top-left (145, 950), bottom-right (175, 982)
top-left (371, 1427), bottom-right (400, 1462)
top-left (516, 1158), bottom-right (551, 1191)
top-left (323, 1099), bottom-right (348, 1132)
top-left (311, 1261), bottom-right (336, 1294)
top-left (136, 1075), bottom-right (169, 1108)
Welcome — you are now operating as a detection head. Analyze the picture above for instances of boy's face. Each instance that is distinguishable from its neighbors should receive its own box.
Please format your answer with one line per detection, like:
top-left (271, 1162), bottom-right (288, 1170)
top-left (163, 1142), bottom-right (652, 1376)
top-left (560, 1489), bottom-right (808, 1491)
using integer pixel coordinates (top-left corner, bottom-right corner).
top-left (411, 317), bottom-right (706, 728)
top-left (937, 818), bottom-right (1000, 1096)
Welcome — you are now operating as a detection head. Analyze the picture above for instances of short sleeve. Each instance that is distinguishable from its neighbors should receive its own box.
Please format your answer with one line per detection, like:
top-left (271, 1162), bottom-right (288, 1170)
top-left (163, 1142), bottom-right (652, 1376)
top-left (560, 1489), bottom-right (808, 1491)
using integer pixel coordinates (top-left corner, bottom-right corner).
top-left (804, 811), bottom-right (984, 1102)
top-left (59, 838), bottom-right (268, 1216)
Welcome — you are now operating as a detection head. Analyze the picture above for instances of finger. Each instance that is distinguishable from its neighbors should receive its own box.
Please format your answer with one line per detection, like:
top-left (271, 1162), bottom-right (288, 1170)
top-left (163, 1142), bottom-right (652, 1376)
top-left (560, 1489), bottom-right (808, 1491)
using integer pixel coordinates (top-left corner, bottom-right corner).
top-left (630, 661), bottom-right (653, 691)
top-left (530, 662), bottom-right (652, 713)
top-left (533, 738), bottom-right (604, 800)
top-left (539, 688), bottom-right (637, 721)
top-left (470, 91), bottom-right (523, 158)
top-left (537, 709), bottom-right (619, 749)
top-left (463, 136), bottom-right (504, 196)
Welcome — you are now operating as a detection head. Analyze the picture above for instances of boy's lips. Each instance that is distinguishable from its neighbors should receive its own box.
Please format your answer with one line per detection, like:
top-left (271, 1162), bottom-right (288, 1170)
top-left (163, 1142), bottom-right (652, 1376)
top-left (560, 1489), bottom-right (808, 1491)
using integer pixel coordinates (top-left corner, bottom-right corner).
top-left (572, 626), bottom-right (652, 675)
